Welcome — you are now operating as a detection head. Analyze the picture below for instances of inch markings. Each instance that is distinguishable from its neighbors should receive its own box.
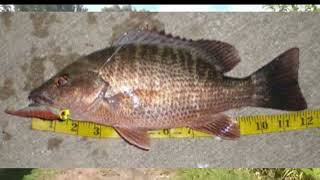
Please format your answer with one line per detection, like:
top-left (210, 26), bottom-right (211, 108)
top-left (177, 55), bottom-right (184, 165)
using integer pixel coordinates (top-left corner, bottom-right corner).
top-left (32, 109), bottom-right (320, 138)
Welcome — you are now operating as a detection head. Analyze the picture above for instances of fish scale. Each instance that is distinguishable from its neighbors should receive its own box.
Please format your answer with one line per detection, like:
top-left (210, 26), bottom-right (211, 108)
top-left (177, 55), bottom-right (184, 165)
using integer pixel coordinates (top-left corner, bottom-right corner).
top-left (96, 44), bottom-right (253, 129)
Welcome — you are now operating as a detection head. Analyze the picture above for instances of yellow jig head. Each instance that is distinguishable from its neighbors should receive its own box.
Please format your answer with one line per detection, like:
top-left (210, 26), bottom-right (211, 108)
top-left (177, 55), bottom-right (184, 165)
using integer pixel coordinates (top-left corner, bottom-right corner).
top-left (59, 109), bottom-right (70, 121)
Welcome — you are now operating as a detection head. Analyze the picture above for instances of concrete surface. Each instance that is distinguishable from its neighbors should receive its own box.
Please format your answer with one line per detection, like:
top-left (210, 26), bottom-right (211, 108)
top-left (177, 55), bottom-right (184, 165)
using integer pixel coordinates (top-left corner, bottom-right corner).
top-left (0, 12), bottom-right (319, 167)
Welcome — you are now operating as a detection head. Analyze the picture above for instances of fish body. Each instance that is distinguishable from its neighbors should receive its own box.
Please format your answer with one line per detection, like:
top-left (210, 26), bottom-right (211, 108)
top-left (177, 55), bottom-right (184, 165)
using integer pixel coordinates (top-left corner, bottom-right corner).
top-left (5, 29), bottom-right (307, 150)
top-left (89, 44), bottom-right (251, 128)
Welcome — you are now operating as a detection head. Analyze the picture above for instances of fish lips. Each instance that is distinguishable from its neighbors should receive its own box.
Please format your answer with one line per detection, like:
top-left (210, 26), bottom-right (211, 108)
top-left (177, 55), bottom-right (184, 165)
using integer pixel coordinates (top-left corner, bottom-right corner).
top-left (5, 94), bottom-right (60, 120)
top-left (28, 92), bottom-right (54, 106)
top-left (5, 105), bottom-right (61, 120)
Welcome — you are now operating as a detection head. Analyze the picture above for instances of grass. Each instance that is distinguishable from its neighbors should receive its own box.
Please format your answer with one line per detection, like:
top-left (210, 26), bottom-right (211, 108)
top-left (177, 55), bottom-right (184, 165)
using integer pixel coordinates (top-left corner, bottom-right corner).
top-left (177, 168), bottom-right (255, 180)
top-left (178, 168), bottom-right (320, 180)
top-left (1, 168), bottom-right (319, 180)
top-left (0, 169), bottom-right (33, 180)
top-left (245, 168), bottom-right (316, 179)
top-left (22, 169), bottom-right (58, 180)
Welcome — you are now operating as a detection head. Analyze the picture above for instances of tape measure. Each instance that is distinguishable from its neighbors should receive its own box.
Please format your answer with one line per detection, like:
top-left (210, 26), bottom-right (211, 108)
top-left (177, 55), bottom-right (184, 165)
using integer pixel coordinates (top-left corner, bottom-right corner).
top-left (31, 109), bottom-right (320, 138)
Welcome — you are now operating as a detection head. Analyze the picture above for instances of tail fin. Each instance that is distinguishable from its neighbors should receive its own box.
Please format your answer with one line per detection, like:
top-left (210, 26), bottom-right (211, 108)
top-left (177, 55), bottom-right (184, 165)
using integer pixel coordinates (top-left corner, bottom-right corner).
top-left (250, 48), bottom-right (307, 111)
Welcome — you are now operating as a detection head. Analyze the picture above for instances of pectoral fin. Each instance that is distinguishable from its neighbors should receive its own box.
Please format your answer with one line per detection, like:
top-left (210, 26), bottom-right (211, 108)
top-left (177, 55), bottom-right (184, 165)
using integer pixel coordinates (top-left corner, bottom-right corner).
top-left (114, 127), bottom-right (150, 150)
top-left (189, 113), bottom-right (240, 139)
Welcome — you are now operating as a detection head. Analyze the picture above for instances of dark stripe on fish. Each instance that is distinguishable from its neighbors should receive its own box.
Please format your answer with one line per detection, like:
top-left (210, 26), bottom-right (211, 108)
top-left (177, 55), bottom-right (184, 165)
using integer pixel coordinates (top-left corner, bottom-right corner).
top-left (196, 57), bottom-right (209, 79)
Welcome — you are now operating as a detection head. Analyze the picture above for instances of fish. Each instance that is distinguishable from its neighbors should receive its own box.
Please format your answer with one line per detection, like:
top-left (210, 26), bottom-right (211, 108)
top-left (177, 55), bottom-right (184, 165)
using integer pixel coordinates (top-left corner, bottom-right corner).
top-left (5, 29), bottom-right (307, 150)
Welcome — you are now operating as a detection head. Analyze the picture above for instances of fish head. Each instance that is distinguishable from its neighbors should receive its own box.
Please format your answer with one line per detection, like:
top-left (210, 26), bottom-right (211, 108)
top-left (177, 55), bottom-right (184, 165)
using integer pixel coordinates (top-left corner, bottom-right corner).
top-left (6, 59), bottom-right (108, 120)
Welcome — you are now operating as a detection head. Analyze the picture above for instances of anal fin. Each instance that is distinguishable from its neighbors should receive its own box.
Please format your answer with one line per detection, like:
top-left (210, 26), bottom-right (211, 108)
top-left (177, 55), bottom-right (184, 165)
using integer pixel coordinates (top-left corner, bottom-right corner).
top-left (189, 113), bottom-right (240, 139)
top-left (114, 127), bottom-right (150, 150)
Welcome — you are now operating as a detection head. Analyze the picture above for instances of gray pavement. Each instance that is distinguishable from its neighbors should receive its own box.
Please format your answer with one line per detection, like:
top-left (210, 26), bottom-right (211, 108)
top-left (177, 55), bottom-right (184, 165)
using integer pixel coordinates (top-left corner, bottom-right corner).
top-left (0, 12), bottom-right (319, 167)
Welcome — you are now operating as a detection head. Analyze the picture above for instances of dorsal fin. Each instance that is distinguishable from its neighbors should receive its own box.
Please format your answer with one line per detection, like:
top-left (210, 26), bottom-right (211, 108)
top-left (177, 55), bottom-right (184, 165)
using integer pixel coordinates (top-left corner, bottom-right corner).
top-left (112, 29), bottom-right (241, 73)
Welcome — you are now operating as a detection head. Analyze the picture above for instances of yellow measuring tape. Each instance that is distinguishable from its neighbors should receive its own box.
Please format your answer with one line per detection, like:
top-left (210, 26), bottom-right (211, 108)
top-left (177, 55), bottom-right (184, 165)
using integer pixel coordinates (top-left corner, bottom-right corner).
top-left (31, 109), bottom-right (320, 138)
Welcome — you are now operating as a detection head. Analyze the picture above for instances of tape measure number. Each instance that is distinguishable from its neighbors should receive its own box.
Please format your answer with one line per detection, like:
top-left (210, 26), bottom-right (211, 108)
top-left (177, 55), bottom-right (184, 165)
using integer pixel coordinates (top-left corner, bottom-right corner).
top-left (32, 109), bottom-right (320, 138)
top-left (31, 118), bottom-right (211, 138)
top-left (239, 110), bottom-right (320, 135)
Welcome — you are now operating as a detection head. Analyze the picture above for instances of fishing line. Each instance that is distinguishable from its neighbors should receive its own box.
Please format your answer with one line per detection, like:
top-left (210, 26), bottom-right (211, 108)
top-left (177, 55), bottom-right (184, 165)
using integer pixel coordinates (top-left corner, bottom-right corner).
top-left (98, 32), bottom-right (129, 76)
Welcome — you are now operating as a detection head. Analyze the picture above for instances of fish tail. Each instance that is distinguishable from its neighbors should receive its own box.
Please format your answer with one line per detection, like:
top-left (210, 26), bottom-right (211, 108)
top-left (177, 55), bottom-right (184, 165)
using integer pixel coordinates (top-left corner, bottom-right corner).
top-left (250, 47), bottom-right (307, 111)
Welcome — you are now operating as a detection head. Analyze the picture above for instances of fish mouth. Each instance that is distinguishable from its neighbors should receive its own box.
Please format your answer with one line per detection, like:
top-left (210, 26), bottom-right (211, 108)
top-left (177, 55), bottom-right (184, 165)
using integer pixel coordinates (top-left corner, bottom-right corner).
top-left (5, 105), bottom-right (61, 120)
top-left (28, 93), bottom-right (54, 106)
top-left (5, 94), bottom-right (59, 120)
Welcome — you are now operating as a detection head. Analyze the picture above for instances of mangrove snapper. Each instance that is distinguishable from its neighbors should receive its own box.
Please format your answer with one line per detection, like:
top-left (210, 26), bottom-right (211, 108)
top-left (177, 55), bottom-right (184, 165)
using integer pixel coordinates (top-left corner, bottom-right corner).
top-left (5, 29), bottom-right (307, 150)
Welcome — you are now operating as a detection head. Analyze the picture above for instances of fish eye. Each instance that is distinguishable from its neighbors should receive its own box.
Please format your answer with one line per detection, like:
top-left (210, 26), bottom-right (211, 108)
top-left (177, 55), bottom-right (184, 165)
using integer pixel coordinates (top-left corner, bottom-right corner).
top-left (55, 75), bottom-right (69, 87)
